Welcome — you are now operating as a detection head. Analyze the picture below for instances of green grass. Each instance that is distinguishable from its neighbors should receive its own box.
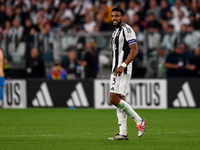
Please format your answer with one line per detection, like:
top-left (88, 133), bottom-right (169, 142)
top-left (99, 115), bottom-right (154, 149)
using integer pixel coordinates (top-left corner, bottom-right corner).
top-left (0, 108), bottom-right (200, 150)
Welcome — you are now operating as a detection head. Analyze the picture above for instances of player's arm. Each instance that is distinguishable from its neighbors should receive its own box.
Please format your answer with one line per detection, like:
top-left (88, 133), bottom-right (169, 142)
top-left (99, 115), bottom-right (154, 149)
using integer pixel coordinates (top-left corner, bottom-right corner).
top-left (164, 63), bottom-right (179, 69)
top-left (123, 43), bottom-right (138, 66)
top-left (114, 43), bottom-right (138, 76)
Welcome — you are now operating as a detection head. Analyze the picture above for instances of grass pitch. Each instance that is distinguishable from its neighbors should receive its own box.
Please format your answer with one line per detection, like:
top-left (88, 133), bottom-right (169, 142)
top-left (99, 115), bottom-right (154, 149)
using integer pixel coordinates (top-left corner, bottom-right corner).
top-left (0, 108), bottom-right (200, 150)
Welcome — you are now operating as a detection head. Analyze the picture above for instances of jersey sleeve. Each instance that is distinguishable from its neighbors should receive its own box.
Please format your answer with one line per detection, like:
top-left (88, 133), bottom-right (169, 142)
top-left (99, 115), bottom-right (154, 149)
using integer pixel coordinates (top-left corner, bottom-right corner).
top-left (123, 26), bottom-right (137, 45)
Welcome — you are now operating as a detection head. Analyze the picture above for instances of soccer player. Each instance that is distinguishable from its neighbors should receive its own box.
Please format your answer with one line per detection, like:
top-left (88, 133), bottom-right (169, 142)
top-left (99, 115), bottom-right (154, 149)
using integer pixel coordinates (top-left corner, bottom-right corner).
top-left (107, 8), bottom-right (147, 140)
top-left (0, 47), bottom-right (5, 108)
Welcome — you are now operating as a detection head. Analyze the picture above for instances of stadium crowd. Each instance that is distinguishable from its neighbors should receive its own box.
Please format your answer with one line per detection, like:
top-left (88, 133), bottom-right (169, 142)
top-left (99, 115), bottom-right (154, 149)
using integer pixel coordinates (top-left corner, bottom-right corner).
top-left (0, 0), bottom-right (200, 79)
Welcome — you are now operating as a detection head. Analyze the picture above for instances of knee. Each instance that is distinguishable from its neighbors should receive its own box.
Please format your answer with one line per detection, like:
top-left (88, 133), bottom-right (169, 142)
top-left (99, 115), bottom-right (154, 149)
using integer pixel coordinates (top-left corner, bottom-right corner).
top-left (109, 93), bottom-right (119, 105)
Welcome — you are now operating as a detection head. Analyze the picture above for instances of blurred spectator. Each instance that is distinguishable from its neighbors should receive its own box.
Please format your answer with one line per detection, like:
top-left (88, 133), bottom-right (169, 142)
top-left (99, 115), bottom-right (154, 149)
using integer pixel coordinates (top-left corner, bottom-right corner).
top-left (0, 0), bottom-right (6, 6)
top-left (61, 17), bottom-right (74, 33)
top-left (93, 25), bottom-right (107, 50)
top-left (189, 13), bottom-right (200, 30)
top-left (160, 0), bottom-right (170, 21)
top-left (15, 6), bottom-right (30, 27)
top-left (95, 13), bottom-right (113, 31)
top-left (190, 1), bottom-right (200, 20)
top-left (136, 2), bottom-right (145, 21)
top-left (25, 47), bottom-right (45, 78)
top-left (0, 4), bottom-right (6, 28)
top-left (23, 19), bottom-right (34, 38)
top-left (2, 20), bottom-right (11, 35)
top-left (131, 13), bottom-right (146, 31)
top-left (123, 14), bottom-right (131, 25)
top-left (5, 6), bottom-right (15, 24)
top-left (36, 0), bottom-right (48, 10)
top-left (32, 8), bottom-right (49, 26)
top-left (39, 23), bottom-right (54, 61)
top-left (126, 0), bottom-right (138, 24)
top-left (166, 10), bottom-right (174, 22)
top-left (78, 41), bottom-right (98, 78)
top-left (183, 24), bottom-right (200, 51)
top-left (98, 0), bottom-right (113, 24)
top-left (53, 2), bottom-right (74, 27)
top-left (146, 13), bottom-right (161, 30)
top-left (146, 0), bottom-right (161, 21)
top-left (81, 14), bottom-right (96, 33)
top-left (169, 10), bottom-right (190, 32)
top-left (147, 27), bottom-right (161, 52)
top-left (161, 24), bottom-right (178, 52)
top-left (132, 23), bottom-right (144, 51)
top-left (62, 50), bottom-right (79, 79)
top-left (164, 44), bottom-right (194, 78)
top-left (69, 0), bottom-right (93, 24)
top-left (30, 0), bottom-right (37, 13)
top-left (45, 0), bottom-right (55, 13)
top-left (14, 0), bottom-right (31, 13)
top-left (156, 47), bottom-right (167, 77)
top-left (146, 13), bottom-right (161, 53)
top-left (180, 24), bottom-right (187, 43)
top-left (118, 1), bottom-right (126, 12)
top-left (161, 20), bottom-right (169, 32)
top-left (8, 18), bottom-right (24, 44)
top-left (23, 19), bottom-right (37, 58)
top-left (170, 0), bottom-right (189, 20)
top-left (187, 47), bottom-right (200, 77)
top-left (48, 61), bottom-right (67, 80)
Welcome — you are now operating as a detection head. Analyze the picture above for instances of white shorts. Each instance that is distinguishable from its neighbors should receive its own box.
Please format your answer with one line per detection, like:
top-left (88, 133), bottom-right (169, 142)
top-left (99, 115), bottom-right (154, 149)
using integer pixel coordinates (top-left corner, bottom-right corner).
top-left (110, 73), bottom-right (131, 96)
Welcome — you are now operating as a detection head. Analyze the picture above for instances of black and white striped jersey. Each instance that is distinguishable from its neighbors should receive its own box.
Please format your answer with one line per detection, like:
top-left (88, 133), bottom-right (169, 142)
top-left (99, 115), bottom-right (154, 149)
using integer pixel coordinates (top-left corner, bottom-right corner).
top-left (111, 23), bottom-right (137, 74)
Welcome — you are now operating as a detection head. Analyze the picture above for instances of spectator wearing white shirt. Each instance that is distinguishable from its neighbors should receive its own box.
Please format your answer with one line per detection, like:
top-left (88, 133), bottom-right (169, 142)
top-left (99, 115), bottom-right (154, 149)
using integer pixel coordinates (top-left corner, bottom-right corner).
top-left (36, 0), bottom-right (48, 10)
top-left (169, 10), bottom-right (190, 32)
top-left (126, 0), bottom-right (139, 24)
top-left (170, 0), bottom-right (189, 20)
top-left (183, 24), bottom-right (200, 51)
top-left (31, 8), bottom-right (49, 25)
top-left (161, 24), bottom-right (178, 52)
top-left (82, 14), bottom-right (96, 33)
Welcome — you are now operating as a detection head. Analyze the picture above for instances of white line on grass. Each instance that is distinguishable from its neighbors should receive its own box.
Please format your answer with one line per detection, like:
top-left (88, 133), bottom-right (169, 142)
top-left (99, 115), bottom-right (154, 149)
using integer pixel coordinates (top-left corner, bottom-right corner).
top-left (0, 131), bottom-right (199, 138)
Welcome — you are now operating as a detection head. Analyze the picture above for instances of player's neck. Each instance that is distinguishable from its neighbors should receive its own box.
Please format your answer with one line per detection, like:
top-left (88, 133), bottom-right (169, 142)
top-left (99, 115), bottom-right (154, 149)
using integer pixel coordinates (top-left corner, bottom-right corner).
top-left (115, 22), bottom-right (124, 29)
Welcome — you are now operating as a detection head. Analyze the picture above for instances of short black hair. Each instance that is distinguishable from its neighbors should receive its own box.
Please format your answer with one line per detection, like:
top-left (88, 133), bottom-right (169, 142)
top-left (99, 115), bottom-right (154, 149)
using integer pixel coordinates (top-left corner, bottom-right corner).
top-left (112, 7), bottom-right (124, 16)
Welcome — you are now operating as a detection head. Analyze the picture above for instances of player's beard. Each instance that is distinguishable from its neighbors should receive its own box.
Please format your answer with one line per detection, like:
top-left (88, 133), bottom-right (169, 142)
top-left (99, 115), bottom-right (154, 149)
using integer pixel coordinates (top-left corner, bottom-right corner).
top-left (112, 19), bottom-right (122, 28)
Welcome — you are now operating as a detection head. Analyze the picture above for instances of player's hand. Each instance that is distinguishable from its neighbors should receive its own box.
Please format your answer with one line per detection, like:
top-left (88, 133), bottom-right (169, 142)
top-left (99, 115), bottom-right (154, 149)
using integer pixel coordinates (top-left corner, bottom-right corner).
top-left (114, 66), bottom-right (124, 76)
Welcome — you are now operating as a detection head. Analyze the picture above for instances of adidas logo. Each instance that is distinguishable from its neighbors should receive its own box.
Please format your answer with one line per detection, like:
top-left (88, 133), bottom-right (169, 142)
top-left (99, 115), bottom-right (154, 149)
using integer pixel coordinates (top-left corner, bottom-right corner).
top-left (173, 82), bottom-right (196, 107)
top-left (32, 82), bottom-right (53, 107)
top-left (66, 82), bottom-right (89, 107)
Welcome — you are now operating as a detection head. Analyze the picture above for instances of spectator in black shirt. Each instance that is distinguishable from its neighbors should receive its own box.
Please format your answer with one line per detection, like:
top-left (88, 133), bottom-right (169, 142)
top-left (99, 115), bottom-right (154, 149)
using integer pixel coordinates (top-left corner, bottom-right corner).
top-left (25, 47), bottom-right (45, 78)
top-left (160, 0), bottom-right (170, 21)
top-left (165, 44), bottom-right (195, 78)
top-left (165, 44), bottom-right (186, 77)
top-left (146, 13), bottom-right (161, 31)
top-left (78, 41), bottom-right (98, 78)
top-left (187, 47), bottom-right (200, 77)
top-left (5, 7), bottom-right (15, 23)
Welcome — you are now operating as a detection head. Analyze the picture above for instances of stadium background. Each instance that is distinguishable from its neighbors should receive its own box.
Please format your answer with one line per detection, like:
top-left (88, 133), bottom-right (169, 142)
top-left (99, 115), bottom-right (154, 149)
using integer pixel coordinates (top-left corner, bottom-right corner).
top-left (1, 0), bottom-right (200, 149)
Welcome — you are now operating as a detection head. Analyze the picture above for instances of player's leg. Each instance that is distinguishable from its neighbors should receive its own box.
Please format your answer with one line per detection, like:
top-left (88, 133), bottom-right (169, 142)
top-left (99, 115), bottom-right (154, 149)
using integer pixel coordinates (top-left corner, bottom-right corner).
top-left (117, 95), bottom-right (127, 136)
top-left (109, 73), bottom-right (147, 138)
top-left (110, 92), bottom-right (142, 124)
